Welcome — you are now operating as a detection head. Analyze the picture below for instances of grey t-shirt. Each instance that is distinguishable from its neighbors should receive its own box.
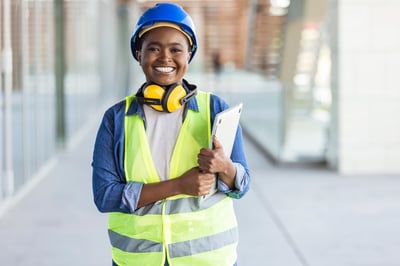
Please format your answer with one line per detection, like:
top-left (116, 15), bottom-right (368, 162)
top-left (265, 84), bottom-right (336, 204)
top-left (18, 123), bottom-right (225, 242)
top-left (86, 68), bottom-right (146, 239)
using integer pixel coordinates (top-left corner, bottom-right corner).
top-left (143, 104), bottom-right (184, 181)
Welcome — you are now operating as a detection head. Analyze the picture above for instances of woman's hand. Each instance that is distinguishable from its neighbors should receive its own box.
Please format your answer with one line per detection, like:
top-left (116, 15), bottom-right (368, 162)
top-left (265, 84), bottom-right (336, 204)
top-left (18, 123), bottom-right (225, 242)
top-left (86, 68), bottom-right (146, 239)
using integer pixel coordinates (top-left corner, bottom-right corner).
top-left (177, 167), bottom-right (215, 196)
top-left (197, 136), bottom-right (236, 189)
top-left (138, 166), bottom-right (215, 208)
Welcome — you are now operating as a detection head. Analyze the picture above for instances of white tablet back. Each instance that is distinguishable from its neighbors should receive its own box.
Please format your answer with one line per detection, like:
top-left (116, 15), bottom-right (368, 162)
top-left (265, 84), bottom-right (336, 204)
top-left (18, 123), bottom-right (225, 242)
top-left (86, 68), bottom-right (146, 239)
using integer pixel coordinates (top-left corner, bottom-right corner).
top-left (210, 103), bottom-right (243, 157)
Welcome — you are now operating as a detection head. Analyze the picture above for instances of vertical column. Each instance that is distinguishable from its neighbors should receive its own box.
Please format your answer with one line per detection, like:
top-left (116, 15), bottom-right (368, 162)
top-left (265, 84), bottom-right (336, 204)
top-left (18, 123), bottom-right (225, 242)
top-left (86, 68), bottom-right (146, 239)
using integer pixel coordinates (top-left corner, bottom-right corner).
top-left (326, 0), bottom-right (338, 169)
top-left (279, 0), bottom-right (330, 162)
top-left (279, 0), bottom-right (304, 160)
top-left (245, 0), bottom-right (258, 69)
top-left (54, 0), bottom-right (66, 147)
top-left (2, 0), bottom-right (15, 197)
top-left (21, 0), bottom-right (31, 180)
top-left (116, 1), bottom-right (131, 97)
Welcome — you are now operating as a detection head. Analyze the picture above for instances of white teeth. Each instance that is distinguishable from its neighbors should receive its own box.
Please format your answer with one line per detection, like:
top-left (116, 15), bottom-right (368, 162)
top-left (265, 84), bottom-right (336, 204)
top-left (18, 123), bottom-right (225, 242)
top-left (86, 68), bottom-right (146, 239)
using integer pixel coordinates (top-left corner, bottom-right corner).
top-left (155, 67), bottom-right (174, 73)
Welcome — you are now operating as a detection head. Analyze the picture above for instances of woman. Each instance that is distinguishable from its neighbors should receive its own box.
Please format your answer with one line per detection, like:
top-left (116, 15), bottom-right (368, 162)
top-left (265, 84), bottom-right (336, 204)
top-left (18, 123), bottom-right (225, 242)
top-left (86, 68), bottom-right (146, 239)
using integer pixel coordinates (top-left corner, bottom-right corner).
top-left (92, 3), bottom-right (250, 265)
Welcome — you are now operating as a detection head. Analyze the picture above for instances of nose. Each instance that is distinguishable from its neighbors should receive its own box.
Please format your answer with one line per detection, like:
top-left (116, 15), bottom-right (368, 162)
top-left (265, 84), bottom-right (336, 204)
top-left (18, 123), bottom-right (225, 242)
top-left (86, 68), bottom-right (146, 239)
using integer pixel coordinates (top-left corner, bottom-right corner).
top-left (159, 49), bottom-right (172, 62)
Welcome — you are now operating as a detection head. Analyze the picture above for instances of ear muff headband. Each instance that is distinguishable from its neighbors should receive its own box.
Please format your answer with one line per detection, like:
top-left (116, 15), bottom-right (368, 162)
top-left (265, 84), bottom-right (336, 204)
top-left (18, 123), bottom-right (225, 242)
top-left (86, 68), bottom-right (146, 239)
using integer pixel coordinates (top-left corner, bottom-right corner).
top-left (138, 83), bottom-right (197, 112)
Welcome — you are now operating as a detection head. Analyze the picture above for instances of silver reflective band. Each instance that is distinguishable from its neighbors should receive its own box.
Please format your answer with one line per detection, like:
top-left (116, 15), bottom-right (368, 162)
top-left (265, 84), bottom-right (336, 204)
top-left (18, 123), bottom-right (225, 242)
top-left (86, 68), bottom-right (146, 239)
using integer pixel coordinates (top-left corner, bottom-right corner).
top-left (134, 193), bottom-right (227, 216)
top-left (168, 227), bottom-right (239, 258)
top-left (109, 230), bottom-right (163, 253)
top-left (166, 193), bottom-right (227, 214)
top-left (134, 200), bottom-right (163, 215)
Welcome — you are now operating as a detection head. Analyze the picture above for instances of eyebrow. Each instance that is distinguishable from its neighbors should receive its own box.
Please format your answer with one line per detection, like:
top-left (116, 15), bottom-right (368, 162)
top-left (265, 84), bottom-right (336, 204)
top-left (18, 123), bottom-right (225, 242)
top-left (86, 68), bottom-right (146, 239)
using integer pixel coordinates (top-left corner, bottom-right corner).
top-left (145, 41), bottom-right (185, 48)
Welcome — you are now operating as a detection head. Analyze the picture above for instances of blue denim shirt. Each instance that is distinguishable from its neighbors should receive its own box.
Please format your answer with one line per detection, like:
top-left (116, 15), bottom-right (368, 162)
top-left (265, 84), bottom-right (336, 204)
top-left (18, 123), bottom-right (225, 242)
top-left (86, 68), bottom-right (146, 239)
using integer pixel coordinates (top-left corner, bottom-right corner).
top-left (92, 90), bottom-right (250, 213)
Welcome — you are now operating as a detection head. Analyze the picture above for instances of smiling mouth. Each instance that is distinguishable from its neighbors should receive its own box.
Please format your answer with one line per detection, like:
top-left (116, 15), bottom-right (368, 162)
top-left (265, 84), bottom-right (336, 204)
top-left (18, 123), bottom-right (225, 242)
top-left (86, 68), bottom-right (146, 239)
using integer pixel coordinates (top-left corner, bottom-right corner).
top-left (155, 66), bottom-right (175, 73)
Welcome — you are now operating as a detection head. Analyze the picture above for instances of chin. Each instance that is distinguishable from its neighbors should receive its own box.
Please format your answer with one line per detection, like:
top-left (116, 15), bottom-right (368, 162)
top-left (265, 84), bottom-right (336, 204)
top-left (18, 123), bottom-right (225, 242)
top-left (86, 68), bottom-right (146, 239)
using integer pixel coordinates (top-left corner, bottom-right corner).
top-left (154, 78), bottom-right (181, 86)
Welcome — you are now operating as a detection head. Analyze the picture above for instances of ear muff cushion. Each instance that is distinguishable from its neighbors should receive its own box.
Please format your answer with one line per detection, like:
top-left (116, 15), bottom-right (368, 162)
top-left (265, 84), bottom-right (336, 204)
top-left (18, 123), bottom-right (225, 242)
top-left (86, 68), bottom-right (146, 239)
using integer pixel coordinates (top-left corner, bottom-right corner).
top-left (163, 85), bottom-right (186, 112)
top-left (144, 84), bottom-right (165, 111)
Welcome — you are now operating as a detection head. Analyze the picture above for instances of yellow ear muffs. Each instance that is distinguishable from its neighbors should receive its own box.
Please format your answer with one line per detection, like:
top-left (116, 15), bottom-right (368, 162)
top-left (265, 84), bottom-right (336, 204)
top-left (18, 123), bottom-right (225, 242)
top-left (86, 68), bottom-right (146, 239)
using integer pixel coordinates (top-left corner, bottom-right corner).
top-left (162, 85), bottom-right (186, 112)
top-left (137, 82), bottom-right (197, 112)
top-left (143, 84), bottom-right (165, 112)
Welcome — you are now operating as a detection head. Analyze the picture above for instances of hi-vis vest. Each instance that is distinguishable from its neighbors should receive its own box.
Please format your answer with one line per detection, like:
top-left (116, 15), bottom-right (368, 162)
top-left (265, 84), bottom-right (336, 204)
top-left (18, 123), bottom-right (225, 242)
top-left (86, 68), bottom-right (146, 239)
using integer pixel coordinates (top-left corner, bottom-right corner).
top-left (108, 91), bottom-right (238, 266)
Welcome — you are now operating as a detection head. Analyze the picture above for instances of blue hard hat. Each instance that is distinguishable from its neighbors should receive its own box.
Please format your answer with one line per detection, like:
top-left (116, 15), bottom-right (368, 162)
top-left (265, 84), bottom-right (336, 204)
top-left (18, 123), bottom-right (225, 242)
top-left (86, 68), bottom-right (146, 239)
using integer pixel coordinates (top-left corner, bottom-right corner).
top-left (130, 3), bottom-right (198, 63)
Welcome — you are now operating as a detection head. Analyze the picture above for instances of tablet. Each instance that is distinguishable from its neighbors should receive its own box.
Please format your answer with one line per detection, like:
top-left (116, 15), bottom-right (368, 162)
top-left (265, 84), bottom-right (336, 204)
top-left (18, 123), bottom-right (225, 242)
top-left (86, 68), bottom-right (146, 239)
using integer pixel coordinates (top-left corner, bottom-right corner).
top-left (203, 103), bottom-right (243, 198)
top-left (210, 103), bottom-right (243, 157)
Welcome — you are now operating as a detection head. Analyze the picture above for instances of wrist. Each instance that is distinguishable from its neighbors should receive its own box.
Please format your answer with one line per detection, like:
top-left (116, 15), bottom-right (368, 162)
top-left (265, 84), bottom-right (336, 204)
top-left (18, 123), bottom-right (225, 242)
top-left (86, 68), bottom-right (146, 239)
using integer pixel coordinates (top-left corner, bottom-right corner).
top-left (221, 159), bottom-right (234, 176)
top-left (218, 160), bottom-right (236, 189)
top-left (170, 176), bottom-right (183, 195)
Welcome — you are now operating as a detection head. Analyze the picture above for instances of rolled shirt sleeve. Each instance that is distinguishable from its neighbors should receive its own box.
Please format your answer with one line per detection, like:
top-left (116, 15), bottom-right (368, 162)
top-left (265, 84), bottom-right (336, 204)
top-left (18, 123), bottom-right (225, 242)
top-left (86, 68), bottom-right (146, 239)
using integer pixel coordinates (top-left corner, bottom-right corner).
top-left (217, 162), bottom-right (250, 199)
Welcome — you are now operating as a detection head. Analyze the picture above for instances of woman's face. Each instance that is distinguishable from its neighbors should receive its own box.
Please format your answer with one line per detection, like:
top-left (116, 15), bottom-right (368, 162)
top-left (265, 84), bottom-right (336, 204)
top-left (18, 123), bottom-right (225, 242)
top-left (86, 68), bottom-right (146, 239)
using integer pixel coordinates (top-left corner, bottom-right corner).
top-left (137, 27), bottom-right (192, 86)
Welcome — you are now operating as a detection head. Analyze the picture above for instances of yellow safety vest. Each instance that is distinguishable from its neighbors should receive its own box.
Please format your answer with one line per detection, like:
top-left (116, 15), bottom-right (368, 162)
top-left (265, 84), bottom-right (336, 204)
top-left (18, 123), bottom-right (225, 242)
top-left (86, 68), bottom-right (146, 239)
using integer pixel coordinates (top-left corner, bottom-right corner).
top-left (108, 91), bottom-right (238, 266)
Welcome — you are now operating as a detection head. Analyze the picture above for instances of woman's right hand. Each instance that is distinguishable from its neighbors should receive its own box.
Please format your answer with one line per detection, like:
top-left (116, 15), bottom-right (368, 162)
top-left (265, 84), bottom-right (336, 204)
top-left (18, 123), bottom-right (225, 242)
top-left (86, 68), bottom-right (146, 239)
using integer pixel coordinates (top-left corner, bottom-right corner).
top-left (177, 167), bottom-right (215, 196)
top-left (137, 167), bottom-right (215, 208)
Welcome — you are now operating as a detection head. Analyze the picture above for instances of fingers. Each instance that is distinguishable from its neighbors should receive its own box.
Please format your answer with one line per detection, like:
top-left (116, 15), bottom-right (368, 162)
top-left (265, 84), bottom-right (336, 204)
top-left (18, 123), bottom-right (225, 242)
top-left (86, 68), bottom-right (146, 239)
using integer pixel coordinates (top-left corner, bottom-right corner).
top-left (197, 172), bottom-right (215, 196)
top-left (198, 146), bottom-right (217, 173)
top-left (179, 167), bottom-right (215, 196)
top-left (212, 136), bottom-right (223, 149)
top-left (198, 148), bottom-right (227, 174)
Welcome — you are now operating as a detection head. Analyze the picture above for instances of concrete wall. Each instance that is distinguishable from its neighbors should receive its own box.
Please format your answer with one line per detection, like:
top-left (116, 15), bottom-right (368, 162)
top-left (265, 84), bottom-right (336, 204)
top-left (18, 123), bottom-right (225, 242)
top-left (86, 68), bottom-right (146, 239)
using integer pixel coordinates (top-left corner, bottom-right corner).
top-left (336, 0), bottom-right (400, 174)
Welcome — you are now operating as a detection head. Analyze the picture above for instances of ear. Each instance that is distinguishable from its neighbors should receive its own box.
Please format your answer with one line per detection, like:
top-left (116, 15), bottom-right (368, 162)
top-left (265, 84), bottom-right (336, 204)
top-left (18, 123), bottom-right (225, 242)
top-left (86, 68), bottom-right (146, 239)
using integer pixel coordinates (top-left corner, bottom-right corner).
top-left (187, 52), bottom-right (192, 63)
top-left (136, 51), bottom-right (142, 64)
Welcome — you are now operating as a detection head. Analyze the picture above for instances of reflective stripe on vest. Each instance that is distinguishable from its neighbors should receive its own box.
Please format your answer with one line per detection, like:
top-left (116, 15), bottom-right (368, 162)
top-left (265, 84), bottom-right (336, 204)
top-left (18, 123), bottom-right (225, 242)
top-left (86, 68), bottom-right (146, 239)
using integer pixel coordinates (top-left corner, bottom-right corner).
top-left (109, 92), bottom-right (238, 266)
top-left (134, 190), bottom-right (227, 216)
top-left (109, 226), bottom-right (238, 258)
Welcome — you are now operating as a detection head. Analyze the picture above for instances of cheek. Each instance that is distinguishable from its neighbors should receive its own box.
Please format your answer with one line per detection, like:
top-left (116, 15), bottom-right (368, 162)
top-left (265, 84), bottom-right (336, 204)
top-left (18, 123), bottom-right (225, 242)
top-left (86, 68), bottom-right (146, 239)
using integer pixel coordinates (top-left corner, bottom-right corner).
top-left (179, 61), bottom-right (189, 73)
top-left (139, 55), bottom-right (151, 68)
top-left (181, 53), bottom-right (191, 67)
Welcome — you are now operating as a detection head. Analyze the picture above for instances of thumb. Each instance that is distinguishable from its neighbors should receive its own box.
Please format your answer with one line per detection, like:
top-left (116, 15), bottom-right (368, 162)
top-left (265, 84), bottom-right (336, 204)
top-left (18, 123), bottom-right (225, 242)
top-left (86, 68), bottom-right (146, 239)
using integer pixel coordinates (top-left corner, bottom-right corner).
top-left (212, 136), bottom-right (223, 150)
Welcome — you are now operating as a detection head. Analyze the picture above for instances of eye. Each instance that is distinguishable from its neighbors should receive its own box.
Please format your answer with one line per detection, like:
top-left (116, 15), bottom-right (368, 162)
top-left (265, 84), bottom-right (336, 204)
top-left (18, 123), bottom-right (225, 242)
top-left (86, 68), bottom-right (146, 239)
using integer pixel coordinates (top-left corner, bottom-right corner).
top-left (171, 47), bottom-right (183, 53)
top-left (147, 47), bottom-right (159, 52)
top-left (145, 45), bottom-right (160, 52)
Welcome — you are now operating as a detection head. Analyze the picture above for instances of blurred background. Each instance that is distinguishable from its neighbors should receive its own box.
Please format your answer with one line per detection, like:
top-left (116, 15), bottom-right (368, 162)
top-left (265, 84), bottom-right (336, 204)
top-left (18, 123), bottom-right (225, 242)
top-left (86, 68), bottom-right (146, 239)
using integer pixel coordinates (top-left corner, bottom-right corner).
top-left (2, 0), bottom-right (400, 203)
top-left (1, 0), bottom-right (400, 264)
